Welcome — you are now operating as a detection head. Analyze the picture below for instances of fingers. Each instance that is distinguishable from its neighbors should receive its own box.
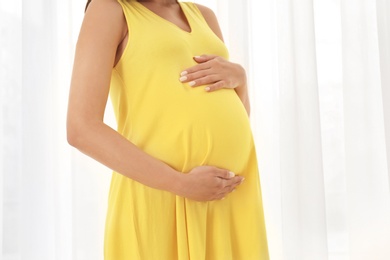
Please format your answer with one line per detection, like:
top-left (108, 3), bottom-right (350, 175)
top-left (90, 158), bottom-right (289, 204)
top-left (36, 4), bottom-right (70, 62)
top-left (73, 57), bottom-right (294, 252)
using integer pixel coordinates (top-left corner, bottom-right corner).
top-left (180, 55), bottom-right (223, 77)
top-left (179, 56), bottom-right (231, 91)
top-left (181, 75), bottom-right (222, 90)
top-left (214, 177), bottom-right (245, 200)
top-left (214, 169), bottom-right (235, 179)
top-left (179, 69), bottom-right (216, 85)
top-left (222, 176), bottom-right (245, 192)
top-left (179, 68), bottom-right (227, 91)
top-left (193, 54), bottom-right (218, 63)
top-left (203, 81), bottom-right (225, 92)
top-left (185, 165), bottom-right (245, 201)
top-left (180, 61), bottom-right (212, 77)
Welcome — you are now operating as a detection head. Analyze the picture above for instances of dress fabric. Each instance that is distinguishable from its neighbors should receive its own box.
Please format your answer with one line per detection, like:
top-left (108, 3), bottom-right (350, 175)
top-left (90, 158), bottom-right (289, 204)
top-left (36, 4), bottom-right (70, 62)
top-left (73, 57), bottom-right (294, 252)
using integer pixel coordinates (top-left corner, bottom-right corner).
top-left (104, 1), bottom-right (269, 259)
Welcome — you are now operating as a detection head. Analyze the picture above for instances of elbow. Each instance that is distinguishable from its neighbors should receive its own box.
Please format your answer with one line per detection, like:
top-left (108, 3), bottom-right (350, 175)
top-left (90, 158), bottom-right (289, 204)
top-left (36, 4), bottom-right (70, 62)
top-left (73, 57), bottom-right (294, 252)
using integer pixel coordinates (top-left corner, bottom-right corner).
top-left (67, 123), bottom-right (80, 148)
top-left (66, 118), bottom-right (85, 148)
top-left (67, 117), bottom-right (102, 148)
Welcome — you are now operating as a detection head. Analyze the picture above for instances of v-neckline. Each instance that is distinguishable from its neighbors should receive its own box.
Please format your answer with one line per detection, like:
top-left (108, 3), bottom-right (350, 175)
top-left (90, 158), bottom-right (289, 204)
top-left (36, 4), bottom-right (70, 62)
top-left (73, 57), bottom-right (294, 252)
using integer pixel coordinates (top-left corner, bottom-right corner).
top-left (134, 1), bottom-right (193, 34)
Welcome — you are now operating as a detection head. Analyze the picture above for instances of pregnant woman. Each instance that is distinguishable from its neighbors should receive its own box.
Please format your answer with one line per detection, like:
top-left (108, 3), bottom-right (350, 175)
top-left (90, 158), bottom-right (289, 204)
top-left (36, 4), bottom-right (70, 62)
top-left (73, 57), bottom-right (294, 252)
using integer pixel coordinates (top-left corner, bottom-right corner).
top-left (67, 0), bottom-right (269, 259)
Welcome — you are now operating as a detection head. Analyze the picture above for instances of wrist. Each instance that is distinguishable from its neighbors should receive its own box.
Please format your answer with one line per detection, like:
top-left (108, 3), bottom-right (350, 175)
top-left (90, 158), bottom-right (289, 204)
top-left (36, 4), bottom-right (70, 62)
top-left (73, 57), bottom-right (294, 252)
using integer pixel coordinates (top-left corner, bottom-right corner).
top-left (232, 65), bottom-right (250, 116)
top-left (166, 169), bottom-right (187, 196)
top-left (235, 63), bottom-right (247, 90)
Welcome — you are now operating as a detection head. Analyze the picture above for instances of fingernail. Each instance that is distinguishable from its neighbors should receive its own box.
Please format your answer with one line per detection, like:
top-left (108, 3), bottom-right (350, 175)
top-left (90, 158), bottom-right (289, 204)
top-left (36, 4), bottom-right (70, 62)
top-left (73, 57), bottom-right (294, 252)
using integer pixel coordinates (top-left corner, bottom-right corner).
top-left (180, 71), bottom-right (188, 76)
top-left (205, 87), bottom-right (210, 91)
top-left (194, 56), bottom-right (201, 59)
top-left (221, 197), bottom-right (226, 200)
top-left (240, 177), bottom-right (245, 183)
top-left (189, 81), bottom-right (196, 87)
top-left (179, 76), bottom-right (187, 82)
top-left (232, 189), bottom-right (236, 192)
top-left (229, 171), bottom-right (235, 178)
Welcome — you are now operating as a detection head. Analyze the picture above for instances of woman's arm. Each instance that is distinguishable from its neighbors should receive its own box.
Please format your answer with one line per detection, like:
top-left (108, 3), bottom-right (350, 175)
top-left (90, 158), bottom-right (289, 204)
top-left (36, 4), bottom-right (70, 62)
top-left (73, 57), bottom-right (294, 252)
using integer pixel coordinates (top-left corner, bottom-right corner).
top-left (180, 4), bottom-right (251, 116)
top-left (67, 0), bottom-right (243, 201)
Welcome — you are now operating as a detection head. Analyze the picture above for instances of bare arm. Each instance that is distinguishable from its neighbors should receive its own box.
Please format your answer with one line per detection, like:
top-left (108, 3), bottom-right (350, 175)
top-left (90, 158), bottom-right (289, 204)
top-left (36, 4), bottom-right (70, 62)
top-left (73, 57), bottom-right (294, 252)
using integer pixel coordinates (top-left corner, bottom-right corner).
top-left (67, 0), bottom-right (243, 201)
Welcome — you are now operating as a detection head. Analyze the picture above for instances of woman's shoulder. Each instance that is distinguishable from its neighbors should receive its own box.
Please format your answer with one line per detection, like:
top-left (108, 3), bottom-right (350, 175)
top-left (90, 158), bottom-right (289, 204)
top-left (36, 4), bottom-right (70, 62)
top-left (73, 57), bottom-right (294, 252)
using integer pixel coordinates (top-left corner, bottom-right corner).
top-left (85, 0), bottom-right (127, 21)
top-left (87, 0), bottom-right (124, 10)
top-left (190, 2), bottom-right (224, 41)
top-left (192, 3), bottom-right (215, 17)
top-left (82, 0), bottom-right (128, 46)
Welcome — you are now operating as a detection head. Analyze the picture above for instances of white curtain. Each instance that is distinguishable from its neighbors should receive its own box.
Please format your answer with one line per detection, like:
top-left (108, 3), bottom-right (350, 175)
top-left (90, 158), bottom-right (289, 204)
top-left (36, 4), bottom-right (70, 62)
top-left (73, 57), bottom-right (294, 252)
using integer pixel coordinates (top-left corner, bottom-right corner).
top-left (1, 0), bottom-right (389, 259)
top-left (244, 0), bottom-right (390, 259)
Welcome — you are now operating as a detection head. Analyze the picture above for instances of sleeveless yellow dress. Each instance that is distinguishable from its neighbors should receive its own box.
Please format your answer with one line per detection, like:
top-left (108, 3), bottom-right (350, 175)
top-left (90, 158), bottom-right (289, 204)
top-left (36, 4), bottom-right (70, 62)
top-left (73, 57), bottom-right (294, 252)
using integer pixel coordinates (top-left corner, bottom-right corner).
top-left (105, 1), bottom-right (269, 259)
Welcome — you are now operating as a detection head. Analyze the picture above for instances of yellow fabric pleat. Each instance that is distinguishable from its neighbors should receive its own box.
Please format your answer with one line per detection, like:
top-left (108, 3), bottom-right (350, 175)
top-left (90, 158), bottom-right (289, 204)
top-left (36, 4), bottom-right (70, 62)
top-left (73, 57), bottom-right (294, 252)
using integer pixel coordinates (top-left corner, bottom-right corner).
top-left (104, 1), bottom-right (269, 259)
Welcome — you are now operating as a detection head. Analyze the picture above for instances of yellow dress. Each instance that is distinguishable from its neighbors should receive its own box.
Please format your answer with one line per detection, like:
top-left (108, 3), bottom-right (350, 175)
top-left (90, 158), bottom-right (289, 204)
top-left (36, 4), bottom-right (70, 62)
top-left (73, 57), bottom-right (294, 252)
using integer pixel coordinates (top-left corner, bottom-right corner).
top-left (105, 1), bottom-right (269, 259)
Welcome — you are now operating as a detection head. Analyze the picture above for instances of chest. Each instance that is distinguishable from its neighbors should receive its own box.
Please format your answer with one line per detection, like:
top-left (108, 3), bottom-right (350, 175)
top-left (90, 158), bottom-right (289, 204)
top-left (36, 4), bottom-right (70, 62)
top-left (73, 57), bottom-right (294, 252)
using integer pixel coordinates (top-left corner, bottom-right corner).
top-left (138, 2), bottom-right (191, 33)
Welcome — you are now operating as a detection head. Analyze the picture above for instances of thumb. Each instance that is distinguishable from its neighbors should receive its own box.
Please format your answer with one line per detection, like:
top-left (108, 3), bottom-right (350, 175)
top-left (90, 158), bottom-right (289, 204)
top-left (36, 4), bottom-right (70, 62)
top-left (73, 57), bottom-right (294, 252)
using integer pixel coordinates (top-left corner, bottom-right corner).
top-left (193, 54), bottom-right (218, 63)
top-left (215, 169), bottom-right (235, 179)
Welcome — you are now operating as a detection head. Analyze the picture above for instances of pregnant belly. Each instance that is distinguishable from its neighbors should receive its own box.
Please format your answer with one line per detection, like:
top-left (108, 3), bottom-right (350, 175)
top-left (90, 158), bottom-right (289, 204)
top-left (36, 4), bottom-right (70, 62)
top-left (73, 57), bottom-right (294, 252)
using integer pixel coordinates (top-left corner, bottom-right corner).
top-left (127, 88), bottom-right (254, 175)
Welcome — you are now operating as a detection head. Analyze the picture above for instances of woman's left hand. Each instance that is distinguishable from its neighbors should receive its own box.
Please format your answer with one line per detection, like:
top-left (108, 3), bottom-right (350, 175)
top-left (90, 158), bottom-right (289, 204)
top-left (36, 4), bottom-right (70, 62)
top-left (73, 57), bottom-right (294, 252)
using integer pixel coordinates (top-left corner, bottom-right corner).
top-left (179, 55), bottom-right (247, 92)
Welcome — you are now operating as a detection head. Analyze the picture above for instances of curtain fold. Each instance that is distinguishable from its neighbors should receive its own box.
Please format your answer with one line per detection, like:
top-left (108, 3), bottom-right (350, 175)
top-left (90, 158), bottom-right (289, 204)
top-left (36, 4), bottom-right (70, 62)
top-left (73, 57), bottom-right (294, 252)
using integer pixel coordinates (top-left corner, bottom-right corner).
top-left (340, 0), bottom-right (390, 258)
top-left (247, 0), bottom-right (390, 259)
top-left (21, 0), bottom-right (56, 258)
top-left (376, 0), bottom-right (390, 188)
top-left (275, 0), bottom-right (329, 258)
top-left (1, 1), bottom-right (23, 259)
top-left (246, 0), bottom-right (284, 258)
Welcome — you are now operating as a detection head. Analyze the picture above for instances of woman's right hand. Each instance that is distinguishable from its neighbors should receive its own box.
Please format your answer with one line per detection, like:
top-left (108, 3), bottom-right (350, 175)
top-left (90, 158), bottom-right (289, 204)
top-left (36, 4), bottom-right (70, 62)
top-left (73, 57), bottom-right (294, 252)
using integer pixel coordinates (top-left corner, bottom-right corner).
top-left (174, 166), bottom-right (245, 201)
